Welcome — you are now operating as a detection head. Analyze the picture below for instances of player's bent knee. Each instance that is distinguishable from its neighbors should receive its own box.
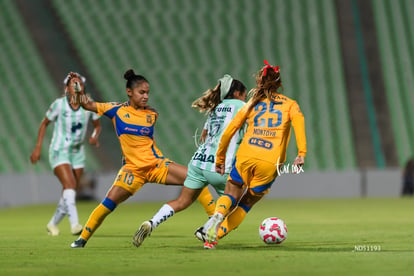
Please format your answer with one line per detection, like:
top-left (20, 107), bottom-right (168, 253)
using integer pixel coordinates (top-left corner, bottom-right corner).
top-left (247, 189), bottom-right (265, 201)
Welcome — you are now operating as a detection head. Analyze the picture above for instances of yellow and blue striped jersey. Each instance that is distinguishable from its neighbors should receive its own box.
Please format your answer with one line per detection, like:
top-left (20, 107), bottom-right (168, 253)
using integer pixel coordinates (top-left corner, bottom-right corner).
top-left (216, 94), bottom-right (306, 166)
top-left (96, 101), bottom-right (164, 170)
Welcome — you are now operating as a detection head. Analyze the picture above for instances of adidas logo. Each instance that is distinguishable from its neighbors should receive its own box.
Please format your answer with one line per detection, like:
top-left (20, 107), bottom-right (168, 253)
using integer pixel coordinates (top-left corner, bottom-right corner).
top-left (124, 113), bottom-right (130, 118)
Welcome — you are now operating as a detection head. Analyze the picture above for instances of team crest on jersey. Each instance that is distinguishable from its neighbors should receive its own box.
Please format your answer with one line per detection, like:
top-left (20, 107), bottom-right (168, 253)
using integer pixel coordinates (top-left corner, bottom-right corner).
top-left (146, 115), bottom-right (153, 123)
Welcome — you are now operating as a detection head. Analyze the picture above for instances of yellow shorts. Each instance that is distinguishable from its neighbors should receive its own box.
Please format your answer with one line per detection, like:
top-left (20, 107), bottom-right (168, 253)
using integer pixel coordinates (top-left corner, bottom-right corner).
top-left (113, 158), bottom-right (172, 195)
top-left (229, 157), bottom-right (278, 196)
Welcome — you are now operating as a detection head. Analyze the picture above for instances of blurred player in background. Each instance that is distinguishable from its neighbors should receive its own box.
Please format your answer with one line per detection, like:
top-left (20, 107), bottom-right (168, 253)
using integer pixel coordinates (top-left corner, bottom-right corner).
top-left (30, 72), bottom-right (101, 236)
top-left (402, 157), bottom-right (414, 196)
top-left (70, 69), bottom-right (215, 248)
top-left (132, 74), bottom-right (247, 247)
top-left (202, 60), bottom-right (307, 249)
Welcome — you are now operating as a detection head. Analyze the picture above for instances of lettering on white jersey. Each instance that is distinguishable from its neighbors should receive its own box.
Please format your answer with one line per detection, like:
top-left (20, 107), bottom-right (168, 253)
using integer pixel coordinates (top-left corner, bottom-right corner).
top-left (215, 106), bottom-right (233, 112)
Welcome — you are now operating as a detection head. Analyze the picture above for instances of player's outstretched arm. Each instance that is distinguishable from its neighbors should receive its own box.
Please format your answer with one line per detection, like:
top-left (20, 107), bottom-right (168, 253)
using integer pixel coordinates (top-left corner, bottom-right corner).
top-left (72, 80), bottom-right (97, 113)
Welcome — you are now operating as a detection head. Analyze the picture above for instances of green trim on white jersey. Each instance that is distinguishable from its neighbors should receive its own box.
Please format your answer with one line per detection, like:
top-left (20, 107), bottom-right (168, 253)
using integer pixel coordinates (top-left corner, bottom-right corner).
top-left (190, 99), bottom-right (245, 173)
top-left (46, 96), bottom-right (100, 153)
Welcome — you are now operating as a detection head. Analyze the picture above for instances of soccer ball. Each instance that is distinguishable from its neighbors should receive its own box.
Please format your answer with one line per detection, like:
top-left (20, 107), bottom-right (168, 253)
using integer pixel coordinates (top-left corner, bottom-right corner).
top-left (259, 217), bottom-right (288, 244)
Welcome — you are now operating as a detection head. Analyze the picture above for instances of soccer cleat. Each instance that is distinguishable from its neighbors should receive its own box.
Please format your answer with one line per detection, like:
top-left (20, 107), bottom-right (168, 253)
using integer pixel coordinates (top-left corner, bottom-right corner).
top-left (203, 240), bottom-right (218, 249)
top-left (71, 224), bottom-right (83, 235)
top-left (132, 220), bottom-right (153, 247)
top-left (205, 213), bottom-right (224, 243)
top-left (71, 238), bottom-right (87, 248)
top-left (194, 226), bottom-right (206, 242)
top-left (46, 224), bottom-right (59, 236)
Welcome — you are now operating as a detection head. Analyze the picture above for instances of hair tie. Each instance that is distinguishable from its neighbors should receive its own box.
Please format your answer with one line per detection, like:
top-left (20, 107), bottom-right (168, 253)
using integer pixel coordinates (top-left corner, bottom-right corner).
top-left (263, 60), bottom-right (280, 76)
top-left (218, 74), bottom-right (233, 100)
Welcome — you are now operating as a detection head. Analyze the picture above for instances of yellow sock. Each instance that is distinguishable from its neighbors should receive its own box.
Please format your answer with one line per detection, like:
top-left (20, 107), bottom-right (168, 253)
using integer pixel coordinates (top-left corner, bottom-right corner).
top-left (197, 187), bottom-right (216, 217)
top-left (218, 206), bottom-right (247, 240)
top-left (80, 199), bottom-right (115, 241)
top-left (214, 194), bottom-right (235, 217)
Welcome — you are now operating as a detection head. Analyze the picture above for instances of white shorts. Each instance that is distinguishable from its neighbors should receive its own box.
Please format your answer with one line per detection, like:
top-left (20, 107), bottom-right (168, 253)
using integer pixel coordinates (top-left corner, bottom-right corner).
top-left (184, 163), bottom-right (227, 196)
top-left (49, 145), bottom-right (85, 170)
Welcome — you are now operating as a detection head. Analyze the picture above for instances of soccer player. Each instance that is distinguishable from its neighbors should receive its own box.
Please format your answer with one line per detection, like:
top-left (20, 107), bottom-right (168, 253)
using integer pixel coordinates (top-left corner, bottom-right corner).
top-left (202, 60), bottom-right (307, 248)
top-left (30, 72), bottom-right (101, 236)
top-left (70, 69), bottom-right (215, 248)
top-left (132, 74), bottom-right (247, 248)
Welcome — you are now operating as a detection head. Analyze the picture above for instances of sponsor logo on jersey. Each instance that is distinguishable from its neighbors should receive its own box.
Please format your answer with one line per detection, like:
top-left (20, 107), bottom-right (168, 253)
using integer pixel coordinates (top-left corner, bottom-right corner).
top-left (71, 122), bottom-right (83, 133)
top-left (124, 127), bottom-right (138, 132)
top-left (193, 152), bottom-right (215, 163)
top-left (216, 106), bottom-right (233, 112)
top-left (248, 137), bottom-right (273, 149)
top-left (140, 127), bottom-right (151, 135)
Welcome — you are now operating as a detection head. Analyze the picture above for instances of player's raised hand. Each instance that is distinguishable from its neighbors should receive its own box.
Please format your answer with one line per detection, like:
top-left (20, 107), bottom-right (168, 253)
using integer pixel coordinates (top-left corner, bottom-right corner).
top-left (73, 81), bottom-right (82, 93)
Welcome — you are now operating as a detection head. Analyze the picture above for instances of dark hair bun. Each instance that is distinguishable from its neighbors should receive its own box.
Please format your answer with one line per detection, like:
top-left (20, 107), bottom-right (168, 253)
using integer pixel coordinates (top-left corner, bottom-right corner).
top-left (124, 69), bottom-right (136, 80)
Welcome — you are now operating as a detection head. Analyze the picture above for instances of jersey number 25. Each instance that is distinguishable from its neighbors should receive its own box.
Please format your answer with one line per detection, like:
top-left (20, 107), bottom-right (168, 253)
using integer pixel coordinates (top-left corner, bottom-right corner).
top-left (254, 102), bottom-right (282, 127)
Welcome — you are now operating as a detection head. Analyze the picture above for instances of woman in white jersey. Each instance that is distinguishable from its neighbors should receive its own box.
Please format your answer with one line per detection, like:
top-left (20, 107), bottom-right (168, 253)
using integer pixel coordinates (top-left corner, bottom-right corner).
top-left (30, 72), bottom-right (101, 236)
top-left (132, 74), bottom-right (246, 248)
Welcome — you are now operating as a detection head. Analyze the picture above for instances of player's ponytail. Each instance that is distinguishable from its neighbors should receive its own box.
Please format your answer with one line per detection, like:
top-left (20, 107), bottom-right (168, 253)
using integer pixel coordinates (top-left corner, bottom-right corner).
top-left (192, 74), bottom-right (245, 114)
top-left (192, 83), bottom-right (221, 114)
top-left (247, 60), bottom-right (283, 112)
top-left (124, 69), bottom-right (148, 89)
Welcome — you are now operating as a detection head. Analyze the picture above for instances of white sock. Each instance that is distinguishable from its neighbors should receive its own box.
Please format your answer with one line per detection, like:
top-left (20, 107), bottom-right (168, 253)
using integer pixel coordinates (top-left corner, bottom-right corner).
top-left (62, 189), bottom-right (79, 228)
top-left (150, 204), bottom-right (175, 229)
top-left (48, 197), bottom-right (66, 226)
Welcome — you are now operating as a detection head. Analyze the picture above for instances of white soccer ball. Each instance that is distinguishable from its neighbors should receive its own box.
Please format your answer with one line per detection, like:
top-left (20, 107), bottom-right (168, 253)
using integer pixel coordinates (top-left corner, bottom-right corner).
top-left (259, 217), bottom-right (288, 244)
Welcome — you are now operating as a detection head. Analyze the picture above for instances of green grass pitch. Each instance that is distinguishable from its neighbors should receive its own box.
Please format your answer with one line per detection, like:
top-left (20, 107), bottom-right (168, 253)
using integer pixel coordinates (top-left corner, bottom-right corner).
top-left (1, 197), bottom-right (413, 275)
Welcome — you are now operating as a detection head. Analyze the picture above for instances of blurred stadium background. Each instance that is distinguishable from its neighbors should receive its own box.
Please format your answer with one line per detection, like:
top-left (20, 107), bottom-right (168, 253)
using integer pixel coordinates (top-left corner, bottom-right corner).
top-left (0, 0), bottom-right (413, 206)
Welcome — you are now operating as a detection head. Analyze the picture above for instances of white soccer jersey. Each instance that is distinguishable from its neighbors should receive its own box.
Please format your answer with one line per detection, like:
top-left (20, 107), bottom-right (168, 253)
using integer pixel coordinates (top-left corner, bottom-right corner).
top-left (46, 96), bottom-right (100, 152)
top-left (191, 99), bottom-right (245, 173)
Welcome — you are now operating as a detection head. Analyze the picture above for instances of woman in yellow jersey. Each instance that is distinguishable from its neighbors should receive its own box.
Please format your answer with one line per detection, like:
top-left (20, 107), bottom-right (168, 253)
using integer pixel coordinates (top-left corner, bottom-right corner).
top-left (70, 69), bottom-right (213, 248)
top-left (132, 74), bottom-right (247, 248)
top-left (203, 60), bottom-right (307, 248)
